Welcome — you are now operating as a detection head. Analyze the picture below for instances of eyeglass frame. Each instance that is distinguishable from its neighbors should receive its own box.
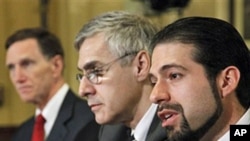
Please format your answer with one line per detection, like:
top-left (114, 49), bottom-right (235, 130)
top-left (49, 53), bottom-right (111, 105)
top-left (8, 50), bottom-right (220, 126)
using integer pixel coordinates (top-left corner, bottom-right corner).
top-left (76, 52), bottom-right (138, 84)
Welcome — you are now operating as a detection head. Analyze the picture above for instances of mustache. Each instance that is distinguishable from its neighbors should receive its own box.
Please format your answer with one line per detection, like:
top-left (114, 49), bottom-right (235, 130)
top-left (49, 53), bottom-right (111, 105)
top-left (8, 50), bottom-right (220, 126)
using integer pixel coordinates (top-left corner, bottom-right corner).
top-left (157, 103), bottom-right (183, 113)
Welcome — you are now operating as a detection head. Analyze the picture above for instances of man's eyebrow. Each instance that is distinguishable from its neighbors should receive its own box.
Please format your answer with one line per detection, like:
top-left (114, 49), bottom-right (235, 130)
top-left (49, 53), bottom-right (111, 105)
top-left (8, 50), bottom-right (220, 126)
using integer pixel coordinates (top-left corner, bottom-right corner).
top-left (149, 64), bottom-right (187, 77)
top-left (78, 60), bottom-right (101, 71)
top-left (160, 64), bottom-right (187, 72)
top-left (6, 57), bottom-right (32, 66)
top-left (6, 63), bottom-right (13, 70)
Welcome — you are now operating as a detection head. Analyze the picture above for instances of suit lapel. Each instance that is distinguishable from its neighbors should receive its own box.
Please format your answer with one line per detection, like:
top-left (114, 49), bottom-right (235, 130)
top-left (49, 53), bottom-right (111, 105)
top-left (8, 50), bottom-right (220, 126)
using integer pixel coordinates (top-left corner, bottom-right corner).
top-left (46, 90), bottom-right (74, 141)
top-left (146, 114), bottom-right (167, 141)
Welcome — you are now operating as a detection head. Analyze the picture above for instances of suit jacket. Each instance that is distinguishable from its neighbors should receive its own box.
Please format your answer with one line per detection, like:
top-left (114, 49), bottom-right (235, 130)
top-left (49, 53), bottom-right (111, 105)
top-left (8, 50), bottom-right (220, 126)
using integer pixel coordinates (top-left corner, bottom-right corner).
top-left (98, 114), bottom-right (167, 141)
top-left (11, 89), bottom-right (100, 141)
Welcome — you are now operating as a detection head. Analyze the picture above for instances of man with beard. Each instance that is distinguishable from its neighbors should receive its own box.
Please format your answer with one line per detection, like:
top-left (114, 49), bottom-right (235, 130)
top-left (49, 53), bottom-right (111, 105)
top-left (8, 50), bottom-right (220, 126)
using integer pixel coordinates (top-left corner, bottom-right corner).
top-left (148, 17), bottom-right (250, 141)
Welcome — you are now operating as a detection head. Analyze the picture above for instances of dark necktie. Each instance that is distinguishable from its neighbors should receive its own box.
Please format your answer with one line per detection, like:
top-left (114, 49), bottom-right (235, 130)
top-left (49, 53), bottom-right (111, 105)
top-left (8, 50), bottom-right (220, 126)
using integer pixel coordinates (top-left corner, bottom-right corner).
top-left (127, 128), bottom-right (136, 141)
top-left (129, 134), bottom-right (136, 141)
top-left (32, 114), bottom-right (46, 141)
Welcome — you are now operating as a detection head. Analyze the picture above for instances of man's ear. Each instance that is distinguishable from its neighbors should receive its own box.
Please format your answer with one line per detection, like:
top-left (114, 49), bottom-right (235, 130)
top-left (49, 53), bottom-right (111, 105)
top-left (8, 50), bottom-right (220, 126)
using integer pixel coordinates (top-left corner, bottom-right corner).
top-left (217, 66), bottom-right (240, 98)
top-left (50, 55), bottom-right (64, 77)
top-left (133, 51), bottom-right (151, 81)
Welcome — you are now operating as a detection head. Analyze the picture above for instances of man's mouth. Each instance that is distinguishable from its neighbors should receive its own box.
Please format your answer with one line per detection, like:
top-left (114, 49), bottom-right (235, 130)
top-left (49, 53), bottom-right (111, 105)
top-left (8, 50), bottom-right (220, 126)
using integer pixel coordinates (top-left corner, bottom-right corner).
top-left (164, 114), bottom-right (173, 120)
top-left (89, 103), bottom-right (102, 112)
top-left (158, 109), bottom-right (179, 127)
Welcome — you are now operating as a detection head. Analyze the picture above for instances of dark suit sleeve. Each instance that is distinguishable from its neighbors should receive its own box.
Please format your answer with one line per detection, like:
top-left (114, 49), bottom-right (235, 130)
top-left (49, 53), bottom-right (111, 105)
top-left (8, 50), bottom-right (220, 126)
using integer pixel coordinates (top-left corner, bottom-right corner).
top-left (74, 119), bottom-right (100, 141)
top-left (98, 124), bottom-right (131, 141)
top-left (11, 117), bottom-right (34, 141)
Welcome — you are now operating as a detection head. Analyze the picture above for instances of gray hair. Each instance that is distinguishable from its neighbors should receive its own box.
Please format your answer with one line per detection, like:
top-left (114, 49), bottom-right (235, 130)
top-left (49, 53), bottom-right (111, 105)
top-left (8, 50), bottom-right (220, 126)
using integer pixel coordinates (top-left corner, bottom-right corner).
top-left (74, 11), bottom-right (158, 61)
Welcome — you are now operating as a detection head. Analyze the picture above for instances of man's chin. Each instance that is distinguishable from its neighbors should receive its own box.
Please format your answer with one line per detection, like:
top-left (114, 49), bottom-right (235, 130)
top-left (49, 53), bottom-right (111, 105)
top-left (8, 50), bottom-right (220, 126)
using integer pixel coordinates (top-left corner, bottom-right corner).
top-left (95, 115), bottom-right (110, 125)
top-left (20, 97), bottom-right (34, 103)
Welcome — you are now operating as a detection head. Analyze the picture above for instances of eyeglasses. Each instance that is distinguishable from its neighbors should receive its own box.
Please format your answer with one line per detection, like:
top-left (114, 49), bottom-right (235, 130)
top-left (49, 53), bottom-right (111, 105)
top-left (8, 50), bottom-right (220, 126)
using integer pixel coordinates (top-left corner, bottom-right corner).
top-left (76, 52), bottom-right (137, 84)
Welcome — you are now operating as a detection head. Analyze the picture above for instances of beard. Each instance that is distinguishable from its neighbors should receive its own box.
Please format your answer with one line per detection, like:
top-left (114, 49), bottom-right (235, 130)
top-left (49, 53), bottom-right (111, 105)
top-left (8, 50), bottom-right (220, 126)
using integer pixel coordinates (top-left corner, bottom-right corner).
top-left (165, 117), bottom-right (198, 141)
top-left (161, 82), bottom-right (223, 141)
top-left (164, 110), bottom-right (221, 141)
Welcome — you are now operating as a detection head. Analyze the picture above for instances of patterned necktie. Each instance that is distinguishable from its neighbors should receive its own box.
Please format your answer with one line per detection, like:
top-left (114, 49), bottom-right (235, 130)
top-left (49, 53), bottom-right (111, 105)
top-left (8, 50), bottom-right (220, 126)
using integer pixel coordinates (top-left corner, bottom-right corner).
top-left (32, 114), bottom-right (46, 141)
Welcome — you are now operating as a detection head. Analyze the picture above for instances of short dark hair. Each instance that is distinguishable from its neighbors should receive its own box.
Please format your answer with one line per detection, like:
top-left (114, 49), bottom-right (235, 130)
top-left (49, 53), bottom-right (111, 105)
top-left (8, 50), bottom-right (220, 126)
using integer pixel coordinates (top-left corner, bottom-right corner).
top-left (150, 17), bottom-right (250, 108)
top-left (5, 27), bottom-right (64, 60)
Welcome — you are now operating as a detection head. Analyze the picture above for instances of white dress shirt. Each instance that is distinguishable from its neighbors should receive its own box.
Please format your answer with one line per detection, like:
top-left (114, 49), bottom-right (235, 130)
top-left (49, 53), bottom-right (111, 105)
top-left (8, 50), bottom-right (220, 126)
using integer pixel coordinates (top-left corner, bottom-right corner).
top-left (35, 83), bottom-right (69, 139)
top-left (132, 103), bottom-right (158, 141)
top-left (218, 108), bottom-right (250, 141)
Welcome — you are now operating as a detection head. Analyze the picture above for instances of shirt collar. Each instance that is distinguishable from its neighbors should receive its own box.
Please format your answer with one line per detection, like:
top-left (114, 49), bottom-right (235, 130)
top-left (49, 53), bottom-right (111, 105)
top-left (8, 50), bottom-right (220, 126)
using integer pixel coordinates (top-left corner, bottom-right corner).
top-left (218, 107), bottom-right (250, 141)
top-left (133, 104), bottom-right (157, 141)
top-left (35, 83), bottom-right (69, 138)
top-left (35, 83), bottom-right (69, 117)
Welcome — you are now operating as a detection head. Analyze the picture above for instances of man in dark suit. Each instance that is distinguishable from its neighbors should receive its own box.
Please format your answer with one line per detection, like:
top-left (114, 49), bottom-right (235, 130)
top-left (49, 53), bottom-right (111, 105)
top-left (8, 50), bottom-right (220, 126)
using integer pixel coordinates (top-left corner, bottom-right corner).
top-left (74, 11), bottom-right (167, 141)
top-left (5, 28), bottom-right (100, 141)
